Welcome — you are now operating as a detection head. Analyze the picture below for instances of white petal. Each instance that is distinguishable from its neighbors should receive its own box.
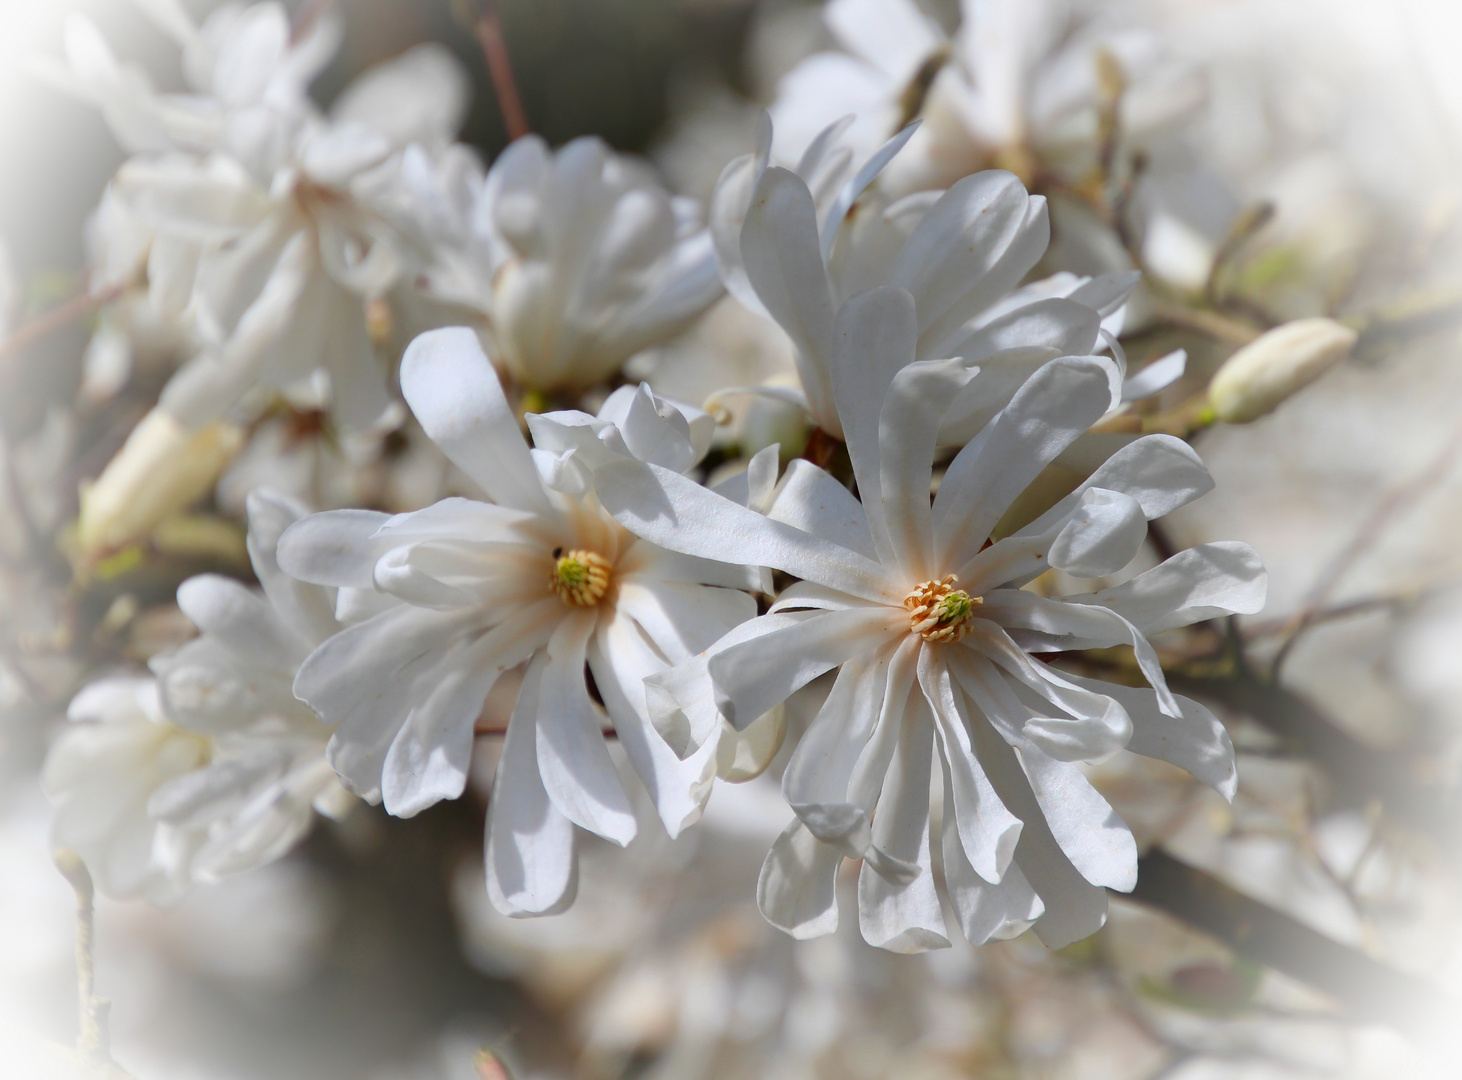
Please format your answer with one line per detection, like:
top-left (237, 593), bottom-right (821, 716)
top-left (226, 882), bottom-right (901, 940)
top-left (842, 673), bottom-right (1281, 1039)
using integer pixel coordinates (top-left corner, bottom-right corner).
top-left (1075, 542), bottom-right (1268, 634)
top-left (1046, 488), bottom-right (1147, 578)
top-left (613, 578), bottom-right (755, 666)
top-left (769, 580), bottom-right (877, 613)
top-left (175, 573), bottom-right (304, 670)
top-left (1016, 743), bottom-right (1138, 892)
top-left (595, 458), bottom-right (899, 604)
top-left (891, 171), bottom-right (1038, 331)
top-left (944, 297), bottom-right (1100, 364)
top-left (825, 0), bottom-right (941, 84)
top-left (1022, 434), bottom-right (1213, 536)
top-left (276, 508), bottom-right (391, 588)
top-left (879, 357), bottom-right (975, 580)
top-left (918, 649), bottom-right (1021, 884)
top-left (379, 622), bottom-right (538, 818)
top-left (300, 122), bottom-right (392, 187)
top-left (829, 285), bottom-right (916, 564)
top-left (818, 122), bottom-right (921, 260)
top-left (937, 346), bottom-right (1061, 448)
top-left (757, 818), bottom-right (842, 939)
top-left (642, 612), bottom-right (810, 757)
top-left (965, 616), bottom-right (1145, 747)
top-left (857, 695), bottom-right (949, 953)
top-left (399, 327), bottom-right (555, 516)
top-left (330, 43), bottom-right (469, 149)
top-left (619, 540), bottom-right (768, 594)
top-left (535, 614), bottom-right (637, 846)
top-left (934, 356), bottom-right (1117, 571)
top-left (244, 490), bottom-right (339, 646)
top-left (486, 654), bottom-right (578, 917)
top-left (1068, 674), bottom-right (1238, 800)
top-left (1121, 349), bottom-right (1187, 402)
top-left (590, 617), bottom-right (717, 838)
top-left (740, 166), bottom-right (837, 422)
top-left (965, 700), bottom-right (1111, 950)
top-left (708, 607), bottom-right (903, 730)
top-left (940, 787), bottom-right (1044, 945)
top-left (766, 459), bottom-right (876, 561)
top-left (781, 656), bottom-right (888, 855)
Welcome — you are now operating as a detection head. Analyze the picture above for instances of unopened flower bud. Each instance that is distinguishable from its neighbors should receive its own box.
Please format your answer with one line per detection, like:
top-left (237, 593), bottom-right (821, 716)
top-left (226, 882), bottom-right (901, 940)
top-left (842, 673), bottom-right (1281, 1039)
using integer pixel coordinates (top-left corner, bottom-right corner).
top-left (78, 409), bottom-right (245, 557)
top-left (1208, 317), bottom-right (1357, 423)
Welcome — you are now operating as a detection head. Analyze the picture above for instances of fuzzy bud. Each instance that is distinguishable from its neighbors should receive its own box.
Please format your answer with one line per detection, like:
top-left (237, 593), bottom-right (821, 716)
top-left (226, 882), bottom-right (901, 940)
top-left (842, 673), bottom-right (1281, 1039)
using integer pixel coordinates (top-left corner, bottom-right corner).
top-left (78, 409), bottom-right (245, 557)
top-left (1208, 317), bottom-right (1357, 423)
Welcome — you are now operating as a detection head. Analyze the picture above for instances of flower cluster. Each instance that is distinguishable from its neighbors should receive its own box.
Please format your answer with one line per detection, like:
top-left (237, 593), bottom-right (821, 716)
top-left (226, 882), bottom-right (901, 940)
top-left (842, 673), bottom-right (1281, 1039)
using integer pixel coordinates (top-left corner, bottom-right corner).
top-left (35, 0), bottom-right (1306, 959)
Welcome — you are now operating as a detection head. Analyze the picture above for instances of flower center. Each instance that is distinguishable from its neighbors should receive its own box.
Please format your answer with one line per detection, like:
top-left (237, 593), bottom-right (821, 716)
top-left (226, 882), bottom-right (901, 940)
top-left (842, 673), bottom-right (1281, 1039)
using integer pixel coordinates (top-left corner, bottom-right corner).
top-left (904, 575), bottom-right (981, 643)
top-left (550, 547), bottom-right (612, 606)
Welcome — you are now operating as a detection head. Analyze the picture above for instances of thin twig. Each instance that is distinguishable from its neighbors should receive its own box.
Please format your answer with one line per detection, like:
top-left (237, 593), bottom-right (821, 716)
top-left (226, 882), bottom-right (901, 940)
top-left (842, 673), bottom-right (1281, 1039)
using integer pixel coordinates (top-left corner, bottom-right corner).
top-left (1147, 300), bottom-right (1263, 347)
top-left (1203, 200), bottom-right (1276, 308)
top-left (475, 0), bottom-right (531, 141)
top-left (290, 0), bottom-right (335, 44)
top-left (0, 415), bottom-right (44, 560)
top-left (0, 283), bottom-right (124, 377)
top-left (1270, 420), bottom-right (1462, 678)
top-left (1243, 572), bottom-right (1462, 640)
top-left (53, 849), bottom-right (111, 1062)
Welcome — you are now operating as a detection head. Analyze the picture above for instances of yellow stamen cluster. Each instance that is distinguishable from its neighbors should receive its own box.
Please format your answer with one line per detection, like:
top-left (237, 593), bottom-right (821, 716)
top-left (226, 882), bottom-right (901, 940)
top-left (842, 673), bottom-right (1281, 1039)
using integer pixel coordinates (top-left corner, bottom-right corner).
top-left (904, 575), bottom-right (981, 643)
top-left (550, 548), bottom-right (612, 606)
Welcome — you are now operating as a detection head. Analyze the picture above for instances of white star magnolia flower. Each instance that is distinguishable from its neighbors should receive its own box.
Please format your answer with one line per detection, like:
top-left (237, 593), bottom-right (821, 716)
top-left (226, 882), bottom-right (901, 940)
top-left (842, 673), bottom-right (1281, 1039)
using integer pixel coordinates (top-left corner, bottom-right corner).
top-left (771, 0), bottom-right (1204, 193)
top-left (595, 287), bottom-right (1266, 952)
top-left (44, 0), bottom-right (469, 429)
top-left (276, 328), bottom-right (766, 918)
top-left (398, 134), bottom-right (723, 393)
top-left (44, 491), bottom-right (353, 898)
top-left (710, 114), bottom-right (1181, 447)
top-left (148, 491), bottom-right (355, 876)
top-left (44, 676), bottom-right (209, 900)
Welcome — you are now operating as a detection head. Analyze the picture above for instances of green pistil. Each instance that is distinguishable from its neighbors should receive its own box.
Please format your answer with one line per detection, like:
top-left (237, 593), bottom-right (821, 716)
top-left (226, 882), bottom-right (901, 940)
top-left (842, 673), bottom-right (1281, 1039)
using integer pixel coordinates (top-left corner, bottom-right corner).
top-left (555, 556), bottom-right (590, 587)
top-left (934, 590), bottom-right (974, 626)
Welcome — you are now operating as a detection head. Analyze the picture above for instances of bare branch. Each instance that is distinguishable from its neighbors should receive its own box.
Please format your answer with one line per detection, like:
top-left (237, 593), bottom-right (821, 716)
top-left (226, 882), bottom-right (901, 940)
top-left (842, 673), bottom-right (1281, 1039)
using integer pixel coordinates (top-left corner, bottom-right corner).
top-left (1128, 849), bottom-right (1445, 1034)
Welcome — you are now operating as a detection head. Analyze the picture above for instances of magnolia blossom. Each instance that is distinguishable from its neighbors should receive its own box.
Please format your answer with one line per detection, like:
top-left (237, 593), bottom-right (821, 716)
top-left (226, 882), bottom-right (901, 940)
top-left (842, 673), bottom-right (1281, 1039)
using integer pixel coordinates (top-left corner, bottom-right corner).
top-left (771, 0), bottom-right (1204, 193)
top-left (46, 1), bottom-right (469, 429)
top-left (147, 491), bottom-right (354, 879)
top-left (712, 114), bottom-right (1171, 445)
top-left (596, 287), bottom-right (1265, 951)
top-left (400, 135), bottom-right (723, 393)
top-left (44, 676), bottom-right (210, 900)
top-left (45, 491), bottom-right (353, 897)
top-left (276, 328), bottom-right (764, 917)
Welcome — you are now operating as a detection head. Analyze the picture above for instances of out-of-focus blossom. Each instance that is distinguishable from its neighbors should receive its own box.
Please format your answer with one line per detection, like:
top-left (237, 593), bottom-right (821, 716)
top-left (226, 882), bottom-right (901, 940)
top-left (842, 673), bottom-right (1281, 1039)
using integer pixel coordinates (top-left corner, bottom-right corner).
top-left (770, 0), bottom-right (1204, 194)
top-left (77, 410), bottom-right (245, 556)
top-left (146, 490), bottom-right (354, 880)
top-left (277, 328), bottom-right (763, 918)
top-left (597, 288), bottom-right (1264, 950)
top-left (43, 675), bottom-right (209, 900)
top-left (43, 2), bottom-right (468, 429)
top-left (47, 491), bottom-right (354, 898)
top-left (712, 114), bottom-right (1163, 444)
top-left (402, 135), bottom-right (723, 393)
top-left (46, 3), bottom-right (471, 554)
top-left (1208, 317), bottom-right (1357, 424)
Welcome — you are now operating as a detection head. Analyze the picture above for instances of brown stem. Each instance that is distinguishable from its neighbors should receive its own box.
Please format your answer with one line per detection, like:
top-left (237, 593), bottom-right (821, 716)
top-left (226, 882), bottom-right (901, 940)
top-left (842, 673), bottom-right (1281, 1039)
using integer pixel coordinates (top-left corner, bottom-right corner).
top-left (0, 283), bottom-right (124, 378)
top-left (475, 0), bottom-right (531, 141)
top-left (1270, 419), bottom-right (1462, 678)
top-left (1129, 849), bottom-right (1445, 1034)
top-left (290, 0), bottom-right (335, 44)
top-left (1169, 668), bottom-right (1459, 858)
top-left (1147, 301), bottom-right (1263, 347)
